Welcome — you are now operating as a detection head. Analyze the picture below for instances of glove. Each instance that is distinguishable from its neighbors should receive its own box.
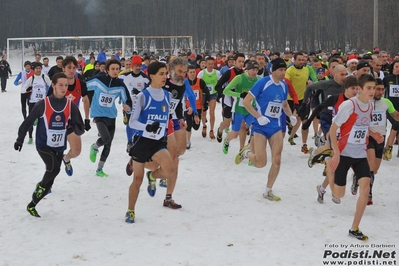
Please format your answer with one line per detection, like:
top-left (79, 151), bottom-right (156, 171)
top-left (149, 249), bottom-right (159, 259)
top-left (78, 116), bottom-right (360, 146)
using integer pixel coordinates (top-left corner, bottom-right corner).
top-left (203, 103), bottom-right (208, 112)
top-left (26, 86), bottom-right (32, 92)
top-left (132, 88), bottom-right (140, 95)
top-left (240, 92), bottom-right (248, 99)
top-left (84, 119), bottom-right (91, 131)
top-left (257, 116), bottom-right (270, 126)
top-left (294, 104), bottom-right (300, 113)
top-left (123, 111), bottom-right (128, 125)
top-left (302, 120), bottom-right (311, 130)
top-left (297, 103), bottom-right (307, 120)
top-left (14, 141), bottom-right (22, 152)
top-left (290, 115), bottom-right (297, 127)
top-left (145, 121), bottom-right (160, 133)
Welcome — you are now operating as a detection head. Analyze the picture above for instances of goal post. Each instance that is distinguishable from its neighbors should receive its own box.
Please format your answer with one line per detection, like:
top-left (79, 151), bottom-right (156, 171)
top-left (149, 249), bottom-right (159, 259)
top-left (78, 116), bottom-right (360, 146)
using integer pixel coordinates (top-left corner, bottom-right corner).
top-left (7, 35), bottom-right (193, 71)
top-left (7, 35), bottom-right (127, 71)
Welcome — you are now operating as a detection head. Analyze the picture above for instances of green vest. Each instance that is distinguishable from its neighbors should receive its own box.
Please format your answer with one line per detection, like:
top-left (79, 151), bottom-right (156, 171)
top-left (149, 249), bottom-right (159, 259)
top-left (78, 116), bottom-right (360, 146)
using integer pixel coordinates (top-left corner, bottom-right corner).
top-left (201, 69), bottom-right (218, 95)
top-left (233, 74), bottom-right (259, 115)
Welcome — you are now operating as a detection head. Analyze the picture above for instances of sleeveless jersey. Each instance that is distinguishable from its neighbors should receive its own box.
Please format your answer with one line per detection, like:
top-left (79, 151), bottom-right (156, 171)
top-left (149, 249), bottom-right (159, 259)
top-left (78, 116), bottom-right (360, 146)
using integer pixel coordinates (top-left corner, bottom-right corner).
top-left (232, 74), bottom-right (259, 115)
top-left (36, 97), bottom-right (72, 152)
top-left (65, 78), bottom-right (83, 107)
top-left (201, 69), bottom-right (218, 95)
top-left (370, 97), bottom-right (395, 135)
top-left (136, 89), bottom-right (170, 140)
top-left (338, 97), bottom-right (372, 158)
top-left (186, 78), bottom-right (203, 110)
top-left (250, 76), bottom-right (288, 128)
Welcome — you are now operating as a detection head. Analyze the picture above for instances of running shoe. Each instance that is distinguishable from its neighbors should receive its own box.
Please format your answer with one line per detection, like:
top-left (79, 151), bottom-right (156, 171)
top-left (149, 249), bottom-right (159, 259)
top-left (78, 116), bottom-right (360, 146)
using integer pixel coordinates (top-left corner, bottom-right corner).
top-left (349, 227), bottom-right (369, 241)
top-left (235, 144), bottom-right (250, 165)
top-left (311, 149), bottom-right (332, 165)
top-left (307, 148), bottom-right (314, 168)
top-left (248, 160), bottom-right (254, 167)
top-left (96, 169), bottom-right (109, 177)
top-left (332, 194), bottom-right (341, 204)
top-left (201, 126), bottom-right (207, 138)
top-left (163, 199), bottom-right (182, 209)
top-left (312, 133), bottom-right (317, 139)
top-left (126, 158), bottom-right (133, 176)
top-left (367, 197), bottom-right (373, 206)
top-left (147, 171), bottom-right (156, 197)
top-left (27, 205), bottom-right (40, 218)
top-left (159, 178), bottom-right (167, 188)
top-left (351, 173), bottom-right (358, 195)
top-left (216, 127), bottom-right (223, 143)
top-left (314, 135), bottom-right (321, 147)
top-left (263, 190), bottom-right (281, 201)
top-left (382, 146), bottom-right (392, 161)
top-left (125, 209), bottom-right (135, 223)
top-left (63, 158), bottom-right (73, 176)
top-left (209, 130), bottom-right (215, 140)
top-left (186, 140), bottom-right (191, 150)
top-left (28, 138), bottom-right (33, 145)
top-left (316, 185), bottom-right (325, 204)
top-left (89, 144), bottom-right (98, 163)
top-left (224, 128), bottom-right (230, 134)
top-left (301, 144), bottom-right (309, 154)
top-left (222, 138), bottom-right (229, 154)
top-left (288, 136), bottom-right (296, 145)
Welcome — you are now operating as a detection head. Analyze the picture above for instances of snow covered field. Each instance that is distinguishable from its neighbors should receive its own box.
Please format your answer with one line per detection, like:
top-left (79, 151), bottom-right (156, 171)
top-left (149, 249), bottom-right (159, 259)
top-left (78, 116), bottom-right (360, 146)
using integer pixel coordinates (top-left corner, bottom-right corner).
top-left (0, 59), bottom-right (398, 265)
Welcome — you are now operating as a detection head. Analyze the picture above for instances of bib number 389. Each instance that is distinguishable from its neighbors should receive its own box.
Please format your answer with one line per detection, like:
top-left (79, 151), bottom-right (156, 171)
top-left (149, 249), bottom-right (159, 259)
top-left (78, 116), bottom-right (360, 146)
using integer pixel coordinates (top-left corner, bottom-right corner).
top-left (99, 93), bottom-right (115, 107)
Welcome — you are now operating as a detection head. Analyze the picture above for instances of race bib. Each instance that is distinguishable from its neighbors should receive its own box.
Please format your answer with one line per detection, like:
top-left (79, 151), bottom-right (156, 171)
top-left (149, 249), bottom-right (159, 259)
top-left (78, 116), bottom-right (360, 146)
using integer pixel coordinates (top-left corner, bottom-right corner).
top-left (348, 125), bottom-right (367, 145)
top-left (207, 85), bottom-right (214, 92)
top-left (193, 90), bottom-right (200, 100)
top-left (47, 129), bottom-right (66, 147)
top-left (264, 101), bottom-right (282, 118)
top-left (370, 110), bottom-right (386, 127)
top-left (389, 85), bottom-right (399, 97)
top-left (34, 91), bottom-right (44, 100)
top-left (170, 99), bottom-right (179, 111)
top-left (98, 93), bottom-right (115, 107)
top-left (142, 120), bottom-right (166, 140)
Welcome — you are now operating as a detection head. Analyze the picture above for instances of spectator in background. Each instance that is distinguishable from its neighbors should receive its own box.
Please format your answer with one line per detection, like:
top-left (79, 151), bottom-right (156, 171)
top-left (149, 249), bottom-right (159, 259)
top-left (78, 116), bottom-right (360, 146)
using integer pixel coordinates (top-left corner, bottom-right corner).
top-left (48, 56), bottom-right (63, 80)
top-left (42, 57), bottom-right (51, 75)
top-left (97, 48), bottom-right (107, 63)
top-left (77, 54), bottom-right (87, 74)
top-left (141, 55), bottom-right (150, 72)
top-left (0, 54), bottom-right (12, 92)
top-left (34, 53), bottom-right (41, 63)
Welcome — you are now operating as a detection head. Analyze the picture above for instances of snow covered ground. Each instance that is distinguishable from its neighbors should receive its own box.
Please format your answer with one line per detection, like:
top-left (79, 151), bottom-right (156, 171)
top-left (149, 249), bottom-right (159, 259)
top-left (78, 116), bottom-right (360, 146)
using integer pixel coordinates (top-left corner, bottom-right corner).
top-left (0, 59), bottom-right (398, 265)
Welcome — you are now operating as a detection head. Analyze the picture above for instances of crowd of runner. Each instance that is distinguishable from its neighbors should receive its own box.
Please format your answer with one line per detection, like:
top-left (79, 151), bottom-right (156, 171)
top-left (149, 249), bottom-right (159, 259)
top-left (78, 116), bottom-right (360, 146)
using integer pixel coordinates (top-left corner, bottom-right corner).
top-left (8, 46), bottom-right (399, 241)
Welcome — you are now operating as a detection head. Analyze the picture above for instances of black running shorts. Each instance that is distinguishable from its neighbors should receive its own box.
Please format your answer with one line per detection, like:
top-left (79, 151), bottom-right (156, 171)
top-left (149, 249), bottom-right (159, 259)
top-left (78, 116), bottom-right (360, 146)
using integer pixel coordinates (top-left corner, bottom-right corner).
top-left (334, 156), bottom-right (370, 186)
top-left (129, 135), bottom-right (167, 163)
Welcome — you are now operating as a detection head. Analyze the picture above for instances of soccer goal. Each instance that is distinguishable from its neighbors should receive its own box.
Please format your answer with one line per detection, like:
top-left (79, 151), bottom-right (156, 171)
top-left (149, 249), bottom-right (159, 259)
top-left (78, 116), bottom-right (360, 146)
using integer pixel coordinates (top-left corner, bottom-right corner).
top-left (7, 35), bottom-right (193, 71)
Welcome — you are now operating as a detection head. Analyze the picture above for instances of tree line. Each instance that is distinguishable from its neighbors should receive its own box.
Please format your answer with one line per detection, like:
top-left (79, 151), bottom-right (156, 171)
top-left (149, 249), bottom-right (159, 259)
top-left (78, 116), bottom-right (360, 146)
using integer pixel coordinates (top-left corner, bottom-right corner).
top-left (1, 0), bottom-right (398, 54)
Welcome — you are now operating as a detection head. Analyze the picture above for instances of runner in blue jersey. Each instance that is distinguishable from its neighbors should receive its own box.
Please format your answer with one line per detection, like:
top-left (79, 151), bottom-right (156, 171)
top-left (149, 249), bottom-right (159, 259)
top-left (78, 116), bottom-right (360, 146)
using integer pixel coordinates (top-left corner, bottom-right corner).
top-left (87, 59), bottom-right (132, 177)
top-left (237, 58), bottom-right (297, 201)
top-left (125, 61), bottom-right (179, 223)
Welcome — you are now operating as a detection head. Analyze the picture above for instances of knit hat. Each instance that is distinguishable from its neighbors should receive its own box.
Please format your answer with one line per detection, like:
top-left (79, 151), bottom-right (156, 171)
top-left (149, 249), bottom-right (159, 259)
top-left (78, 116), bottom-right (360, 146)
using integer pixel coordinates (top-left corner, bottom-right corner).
top-left (24, 61), bottom-right (31, 67)
top-left (271, 58), bottom-right (286, 72)
top-left (356, 60), bottom-right (371, 70)
top-left (316, 68), bottom-right (325, 74)
top-left (347, 54), bottom-right (358, 65)
top-left (131, 55), bottom-right (142, 66)
top-left (246, 60), bottom-right (259, 70)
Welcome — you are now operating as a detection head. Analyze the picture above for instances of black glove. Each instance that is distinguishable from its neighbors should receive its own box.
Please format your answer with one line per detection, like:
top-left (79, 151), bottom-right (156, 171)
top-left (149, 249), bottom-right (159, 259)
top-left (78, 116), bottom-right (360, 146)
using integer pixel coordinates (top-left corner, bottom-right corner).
top-left (240, 92), bottom-right (248, 99)
top-left (294, 104), bottom-right (300, 113)
top-left (132, 88), bottom-right (140, 95)
top-left (84, 119), bottom-right (91, 131)
top-left (14, 141), bottom-right (22, 152)
top-left (26, 86), bottom-right (32, 92)
top-left (145, 121), bottom-right (160, 133)
top-left (203, 102), bottom-right (209, 112)
top-left (302, 120), bottom-right (312, 130)
top-left (297, 103), bottom-right (307, 120)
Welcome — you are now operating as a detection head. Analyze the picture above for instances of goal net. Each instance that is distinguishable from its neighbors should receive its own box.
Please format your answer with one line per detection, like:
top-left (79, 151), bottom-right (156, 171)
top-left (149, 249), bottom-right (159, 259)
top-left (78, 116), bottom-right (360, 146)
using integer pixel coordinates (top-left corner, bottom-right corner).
top-left (7, 35), bottom-right (193, 71)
